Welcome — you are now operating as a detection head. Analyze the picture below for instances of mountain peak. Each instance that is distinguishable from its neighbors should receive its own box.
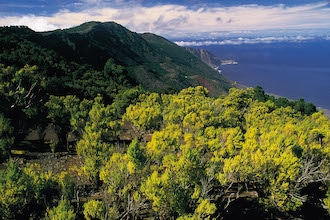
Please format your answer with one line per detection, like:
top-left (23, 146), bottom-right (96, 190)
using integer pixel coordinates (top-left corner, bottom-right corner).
top-left (66, 21), bottom-right (101, 33)
top-left (65, 21), bottom-right (127, 34)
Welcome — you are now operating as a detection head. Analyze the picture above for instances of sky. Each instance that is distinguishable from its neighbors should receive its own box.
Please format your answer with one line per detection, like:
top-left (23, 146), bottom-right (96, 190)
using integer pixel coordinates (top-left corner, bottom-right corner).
top-left (1, 0), bottom-right (330, 43)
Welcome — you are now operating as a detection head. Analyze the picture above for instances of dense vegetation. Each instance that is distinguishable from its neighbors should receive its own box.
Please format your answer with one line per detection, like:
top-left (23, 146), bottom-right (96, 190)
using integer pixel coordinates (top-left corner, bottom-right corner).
top-left (0, 23), bottom-right (329, 219)
top-left (1, 67), bottom-right (329, 218)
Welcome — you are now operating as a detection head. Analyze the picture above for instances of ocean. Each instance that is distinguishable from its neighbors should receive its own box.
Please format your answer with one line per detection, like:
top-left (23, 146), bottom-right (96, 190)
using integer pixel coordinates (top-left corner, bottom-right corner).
top-left (197, 40), bottom-right (330, 109)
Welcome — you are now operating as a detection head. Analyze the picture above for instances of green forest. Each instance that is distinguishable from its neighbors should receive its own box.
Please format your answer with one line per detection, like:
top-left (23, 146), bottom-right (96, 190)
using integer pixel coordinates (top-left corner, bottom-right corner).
top-left (1, 24), bottom-right (330, 219)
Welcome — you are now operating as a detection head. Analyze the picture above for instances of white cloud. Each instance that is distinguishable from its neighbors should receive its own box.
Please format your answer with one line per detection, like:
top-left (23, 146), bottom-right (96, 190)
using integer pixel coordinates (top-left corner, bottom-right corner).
top-left (0, 2), bottom-right (329, 38)
top-left (175, 35), bottom-right (318, 46)
top-left (1, 15), bottom-right (59, 31)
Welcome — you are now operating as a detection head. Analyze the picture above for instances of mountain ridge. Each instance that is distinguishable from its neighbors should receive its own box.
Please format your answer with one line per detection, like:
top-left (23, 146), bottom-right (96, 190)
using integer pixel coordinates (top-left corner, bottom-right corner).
top-left (30, 21), bottom-right (231, 95)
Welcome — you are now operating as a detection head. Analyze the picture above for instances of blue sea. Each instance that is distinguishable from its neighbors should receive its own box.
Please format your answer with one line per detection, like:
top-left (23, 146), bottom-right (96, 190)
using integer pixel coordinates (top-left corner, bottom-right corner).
top-left (197, 40), bottom-right (330, 109)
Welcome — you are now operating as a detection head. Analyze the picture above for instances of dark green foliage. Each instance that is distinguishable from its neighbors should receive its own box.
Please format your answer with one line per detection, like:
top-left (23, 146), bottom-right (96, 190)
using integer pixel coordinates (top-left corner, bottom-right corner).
top-left (0, 114), bottom-right (14, 160)
top-left (0, 161), bottom-right (57, 219)
top-left (111, 86), bottom-right (144, 117)
top-left (0, 64), bottom-right (49, 153)
top-left (65, 59), bottom-right (133, 101)
top-left (274, 97), bottom-right (290, 108)
top-left (127, 139), bottom-right (146, 169)
top-left (291, 145), bottom-right (303, 158)
top-left (253, 86), bottom-right (317, 115)
top-left (293, 98), bottom-right (317, 115)
top-left (253, 85), bottom-right (267, 102)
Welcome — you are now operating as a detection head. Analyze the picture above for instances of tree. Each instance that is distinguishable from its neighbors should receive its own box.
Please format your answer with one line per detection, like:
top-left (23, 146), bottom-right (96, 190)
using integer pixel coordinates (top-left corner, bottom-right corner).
top-left (76, 95), bottom-right (121, 183)
top-left (83, 200), bottom-right (106, 220)
top-left (0, 113), bottom-right (13, 160)
top-left (111, 86), bottom-right (144, 117)
top-left (146, 123), bottom-right (182, 164)
top-left (45, 199), bottom-right (76, 220)
top-left (0, 64), bottom-right (45, 113)
top-left (123, 93), bottom-right (162, 132)
top-left (127, 139), bottom-right (146, 171)
top-left (99, 151), bottom-right (148, 219)
top-left (0, 64), bottom-right (47, 148)
top-left (0, 160), bottom-right (31, 219)
top-left (162, 86), bottom-right (211, 126)
top-left (141, 170), bottom-right (190, 218)
top-left (253, 85), bottom-right (267, 102)
top-left (194, 199), bottom-right (217, 219)
top-left (56, 171), bottom-right (75, 200)
top-left (45, 95), bottom-right (93, 146)
top-left (0, 161), bottom-right (56, 218)
top-left (71, 59), bottom-right (131, 101)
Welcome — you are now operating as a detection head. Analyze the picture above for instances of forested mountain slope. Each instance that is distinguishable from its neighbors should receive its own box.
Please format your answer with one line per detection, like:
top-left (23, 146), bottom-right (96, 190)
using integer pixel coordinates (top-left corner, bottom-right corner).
top-left (0, 22), bottom-right (231, 95)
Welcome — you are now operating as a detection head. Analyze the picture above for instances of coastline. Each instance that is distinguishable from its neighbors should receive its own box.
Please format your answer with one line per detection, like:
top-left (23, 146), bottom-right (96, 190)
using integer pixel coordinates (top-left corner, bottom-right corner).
top-left (318, 107), bottom-right (330, 118)
top-left (267, 91), bottom-right (330, 118)
top-left (232, 82), bottom-right (330, 119)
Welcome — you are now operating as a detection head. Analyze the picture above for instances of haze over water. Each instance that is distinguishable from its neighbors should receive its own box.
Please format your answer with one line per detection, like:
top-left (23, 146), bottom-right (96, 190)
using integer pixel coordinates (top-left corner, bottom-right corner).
top-left (198, 40), bottom-right (330, 109)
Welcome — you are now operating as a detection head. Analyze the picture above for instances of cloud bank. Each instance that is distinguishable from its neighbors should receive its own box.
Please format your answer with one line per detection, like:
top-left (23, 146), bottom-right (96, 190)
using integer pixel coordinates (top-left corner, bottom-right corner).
top-left (0, 1), bottom-right (329, 39)
top-left (174, 36), bottom-right (323, 46)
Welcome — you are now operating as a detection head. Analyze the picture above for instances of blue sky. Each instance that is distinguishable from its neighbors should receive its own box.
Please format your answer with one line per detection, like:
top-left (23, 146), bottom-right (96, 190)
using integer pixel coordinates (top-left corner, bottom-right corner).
top-left (1, 0), bottom-right (330, 42)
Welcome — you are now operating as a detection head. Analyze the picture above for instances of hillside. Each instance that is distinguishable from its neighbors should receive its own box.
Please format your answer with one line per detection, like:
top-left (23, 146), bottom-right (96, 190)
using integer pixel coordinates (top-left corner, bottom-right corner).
top-left (0, 21), bottom-right (230, 95)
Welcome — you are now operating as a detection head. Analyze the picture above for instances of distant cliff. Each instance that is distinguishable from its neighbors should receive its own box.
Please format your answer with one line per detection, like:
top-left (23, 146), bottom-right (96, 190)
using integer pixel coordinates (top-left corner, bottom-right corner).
top-left (185, 47), bottom-right (222, 68)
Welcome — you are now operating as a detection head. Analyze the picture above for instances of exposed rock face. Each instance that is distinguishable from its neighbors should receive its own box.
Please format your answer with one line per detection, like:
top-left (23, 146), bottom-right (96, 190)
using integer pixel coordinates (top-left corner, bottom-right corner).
top-left (185, 47), bottom-right (222, 68)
